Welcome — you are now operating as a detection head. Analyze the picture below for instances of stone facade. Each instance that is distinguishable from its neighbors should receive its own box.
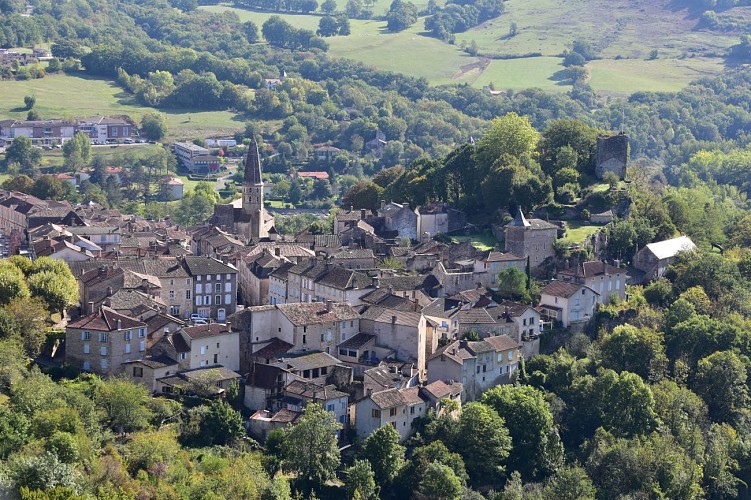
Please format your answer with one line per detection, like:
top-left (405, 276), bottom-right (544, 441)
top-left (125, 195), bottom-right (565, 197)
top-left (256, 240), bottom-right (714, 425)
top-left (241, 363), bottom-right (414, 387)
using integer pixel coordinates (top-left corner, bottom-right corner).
top-left (504, 209), bottom-right (558, 271)
top-left (595, 133), bottom-right (628, 180)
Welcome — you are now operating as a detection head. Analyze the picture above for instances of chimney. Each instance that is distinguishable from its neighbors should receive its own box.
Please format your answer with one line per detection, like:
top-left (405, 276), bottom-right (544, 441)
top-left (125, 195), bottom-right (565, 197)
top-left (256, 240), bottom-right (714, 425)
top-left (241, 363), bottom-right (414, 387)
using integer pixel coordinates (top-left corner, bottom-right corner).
top-left (116, 318), bottom-right (122, 330)
top-left (141, 278), bottom-right (148, 291)
top-left (372, 276), bottom-right (380, 288)
top-left (360, 209), bottom-right (366, 220)
top-left (275, 247), bottom-right (281, 257)
top-left (88, 301), bottom-right (94, 314)
top-left (325, 300), bottom-right (333, 312)
top-left (163, 327), bottom-right (170, 337)
top-left (403, 202), bottom-right (409, 209)
top-left (226, 320), bottom-right (232, 331)
top-left (380, 200), bottom-right (385, 209)
top-left (99, 266), bottom-right (107, 276)
top-left (106, 286), bottom-right (112, 297)
top-left (391, 315), bottom-right (397, 325)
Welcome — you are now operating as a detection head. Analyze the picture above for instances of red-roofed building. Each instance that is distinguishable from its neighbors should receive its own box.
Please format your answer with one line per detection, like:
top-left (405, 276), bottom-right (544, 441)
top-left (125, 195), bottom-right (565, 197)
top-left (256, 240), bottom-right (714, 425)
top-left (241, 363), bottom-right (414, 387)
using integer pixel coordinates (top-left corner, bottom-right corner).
top-left (292, 170), bottom-right (330, 181)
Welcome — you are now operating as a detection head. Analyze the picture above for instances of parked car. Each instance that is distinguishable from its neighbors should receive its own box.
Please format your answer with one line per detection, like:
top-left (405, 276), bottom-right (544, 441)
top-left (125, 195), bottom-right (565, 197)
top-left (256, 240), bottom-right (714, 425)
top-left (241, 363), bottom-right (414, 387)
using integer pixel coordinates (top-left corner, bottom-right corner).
top-left (123, 138), bottom-right (134, 144)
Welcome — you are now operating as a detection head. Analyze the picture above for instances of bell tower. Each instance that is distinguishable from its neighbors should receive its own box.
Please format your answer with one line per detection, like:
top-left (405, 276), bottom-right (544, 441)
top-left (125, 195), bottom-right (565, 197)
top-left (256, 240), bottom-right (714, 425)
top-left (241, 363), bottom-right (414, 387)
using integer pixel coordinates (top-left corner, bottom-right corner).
top-left (242, 140), bottom-right (264, 241)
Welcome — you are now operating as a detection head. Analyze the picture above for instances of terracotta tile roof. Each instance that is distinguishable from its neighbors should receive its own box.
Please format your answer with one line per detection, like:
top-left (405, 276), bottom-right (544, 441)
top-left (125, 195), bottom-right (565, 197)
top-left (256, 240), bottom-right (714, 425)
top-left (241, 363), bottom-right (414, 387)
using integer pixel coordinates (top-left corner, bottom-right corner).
top-left (558, 261), bottom-right (626, 278)
top-left (421, 380), bottom-right (462, 399)
top-left (540, 281), bottom-right (597, 298)
top-left (338, 332), bottom-right (375, 349)
top-left (282, 351), bottom-right (341, 371)
top-left (181, 323), bottom-right (232, 340)
top-left (284, 380), bottom-right (347, 400)
top-left (484, 334), bottom-right (521, 352)
top-left (333, 248), bottom-right (374, 260)
top-left (67, 306), bottom-right (145, 332)
top-left (359, 306), bottom-right (422, 327)
top-left (254, 337), bottom-right (293, 359)
top-left (269, 408), bottom-right (302, 423)
top-left (122, 355), bottom-right (178, 369)
top-left (277, 302), bottom-right (360, 326)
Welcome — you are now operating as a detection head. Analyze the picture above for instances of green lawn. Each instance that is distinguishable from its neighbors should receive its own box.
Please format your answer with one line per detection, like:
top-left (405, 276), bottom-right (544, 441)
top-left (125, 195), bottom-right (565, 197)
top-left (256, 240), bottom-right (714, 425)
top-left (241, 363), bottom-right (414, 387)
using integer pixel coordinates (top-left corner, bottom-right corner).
top-left (453, 232), bottom-right (499, 251)
top-left (0, 74), bottom-right (245, 141)
top-left (561, 221), bottom-right (602, 245)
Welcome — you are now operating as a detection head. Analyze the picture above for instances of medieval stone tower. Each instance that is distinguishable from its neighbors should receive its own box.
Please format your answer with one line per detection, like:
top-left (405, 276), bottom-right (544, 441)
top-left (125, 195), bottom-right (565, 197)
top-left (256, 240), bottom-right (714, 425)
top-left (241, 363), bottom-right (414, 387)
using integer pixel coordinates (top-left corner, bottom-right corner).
top-left (242, 140), bottom-right (264, 241)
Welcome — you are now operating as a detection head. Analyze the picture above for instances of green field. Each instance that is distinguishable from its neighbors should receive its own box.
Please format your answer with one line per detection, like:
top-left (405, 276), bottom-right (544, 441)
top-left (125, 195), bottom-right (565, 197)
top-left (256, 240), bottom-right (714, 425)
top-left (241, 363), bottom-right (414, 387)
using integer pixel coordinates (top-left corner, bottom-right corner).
top-left (202, 0), bottom-right (739, 93)
top-left (561, 221), bottom-right (601, 245)
top-left (453, 232), bottom-right (499, 251)
top-left (586, 57), bottom-right (726, 95)
top-left (0, 74), bottom-right (245, 141)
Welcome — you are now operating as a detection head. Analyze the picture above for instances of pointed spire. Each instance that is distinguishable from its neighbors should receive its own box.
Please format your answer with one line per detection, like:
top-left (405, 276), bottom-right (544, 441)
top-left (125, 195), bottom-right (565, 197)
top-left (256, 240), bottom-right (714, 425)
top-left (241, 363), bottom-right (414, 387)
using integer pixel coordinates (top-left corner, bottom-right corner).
top-left (511, 207), bottom-right (530, 227)
top-left (244, 140), bottom-right (263, 185)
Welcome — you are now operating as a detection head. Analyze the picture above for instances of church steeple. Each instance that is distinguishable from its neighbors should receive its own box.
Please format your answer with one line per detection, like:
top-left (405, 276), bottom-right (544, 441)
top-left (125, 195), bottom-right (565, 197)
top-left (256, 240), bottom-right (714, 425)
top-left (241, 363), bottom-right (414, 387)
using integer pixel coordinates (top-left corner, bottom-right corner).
top-left (242, 140), bottom-right (265, 241)
top-left (244, 140), bottom-right (263, 186)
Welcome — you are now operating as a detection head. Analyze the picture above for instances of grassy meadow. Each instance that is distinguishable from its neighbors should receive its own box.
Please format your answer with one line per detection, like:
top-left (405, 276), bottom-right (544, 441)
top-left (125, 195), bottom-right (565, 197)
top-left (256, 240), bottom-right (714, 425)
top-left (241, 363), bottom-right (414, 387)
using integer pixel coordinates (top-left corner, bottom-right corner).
top-left (202, 0), bottom-right (740, 94)
top-left (0, 74), bottom-right (245, 141)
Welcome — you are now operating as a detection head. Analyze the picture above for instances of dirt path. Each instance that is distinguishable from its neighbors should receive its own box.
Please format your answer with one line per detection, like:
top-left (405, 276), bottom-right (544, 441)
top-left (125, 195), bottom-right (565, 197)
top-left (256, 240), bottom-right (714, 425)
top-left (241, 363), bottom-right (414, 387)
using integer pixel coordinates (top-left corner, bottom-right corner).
top-left (452, 57), bottom-right (491, 81)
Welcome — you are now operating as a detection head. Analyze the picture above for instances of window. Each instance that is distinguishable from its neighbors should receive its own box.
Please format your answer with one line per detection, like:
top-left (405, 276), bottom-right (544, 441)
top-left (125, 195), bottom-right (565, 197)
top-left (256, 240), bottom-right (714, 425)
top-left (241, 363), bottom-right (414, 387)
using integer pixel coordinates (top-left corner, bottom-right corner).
top-left (410, 406), bottom-right (415, 415)
top-left (342, 332), bottom-right (347, 341)
top-left (476, 366), bottom-right (481, 374)
top-left (205, 295), bottom-right (212, 305)
top-left (215, 283), bottom-right (221, 293)
top-left (124, 331), bottom-right (132, 341)
top-left (101, 359), bottom-right (108, 369)
top-left (139, 341), bottom-right (145, 352)
top-left (206, 274), bottom-right (211, 281)
top-left (83, 344), bottom-right (89, 354)
top-left (196, 284), bottom-right (203, 294)
top-left (327, 404), bottom-right (335, 412)
top-left (200, 346), bottom-right (206, 355)
top-left (225, 282), bottom-right (232, 293)
top-left (213, 353), bottom-right (218, 363)
top-left (100, 346), bottom-right (107, 356)
top-left (507, 351), bottom-right (513, 361)
top-left (99, 333), bottom-right (109, 343)
top-left (226, 273), bottom-right (231, 280)
top-left (389, 407), bottom-right (397, 417)
top-left (215, 295), bottom-right (221, 305)
top-left (303, 334), bottom-right (307, 344)
top-left (372, 409), bottom-right (381, 418)
top-left (582, 289), bottom-right (586, 295)
top-left (169, 279), bottom-right (174, 286)
top-left (341, 321), bottom-right (346, 329)
top-left (82, 361), bottom-right (90, 371)
top-left (169, 290), bottom-right (175, 299)
top-left (530, 317), bottom-right (535, 325)
top-left (81, 331), bottom-right (91, 341)
top-left (187, 279), bottom-right (191, 285)
top-left (170, 305), bottom-right (180, 316)
top-left (523, 318), bottom-right (527, 326)
top-left (215, 274), bottom-right (221, 280)
top-left (186, 290), bottom-right (191, 300)
top-left (197, 275), bottom-right (201, 281)
top-left (200, 360), bottom-right (206, 367)
top-left (133, 367), bottom-right (143, 377)
top-left (125, 344), bottom-right (131, 354)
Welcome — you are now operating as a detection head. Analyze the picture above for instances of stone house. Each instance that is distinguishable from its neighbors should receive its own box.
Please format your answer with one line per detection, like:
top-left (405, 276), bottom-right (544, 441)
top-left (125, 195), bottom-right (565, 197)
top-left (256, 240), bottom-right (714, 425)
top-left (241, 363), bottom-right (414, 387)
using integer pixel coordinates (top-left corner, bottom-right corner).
top-left (473, 251), bottom-right (527, 282)
top-left (334, 208), bottom-right (370, 235)
top-left (633, 235), bottom-right (696, 281)
top-left (495, 301), bottom-right (542, 359)
top-left (359, 306), bottom-right (429, 378)
top-left (378, 201), bottom-right (418, 241)
top-left (426, 335), bottom-right (520, 402)
top-left (156, 365), bottom-right (241, 396)
top-left (557, 261), bottom-right (627, 304)
top-left (177, 323), bottom-right (240, 372)
top-left (229, 301), bottom-right (361, 372)
top-left (183, 255), bottom-right (238, 321)
top-left (277, 351), bottom-right (347, 385)
top-left (416, 202), bottom-right (466, 238)
top-left (538, 281), bottom-right (599, 328)
top-left (280, 379), bottom-right (349, 427)
top-left (269, 261), bottom-right (295, 305)
top-left (65, 306), bottom-right (148, 376)
top-left (330, 248), bottom-right (377, 270)
top-left (312, 267), bottom-right (374, 304)
top-left (244, 362), bottom-right (297, 411)
top-left (504, 209), bottom-right (558, 271)
top-left (353, 386), bottom-right (428, 442)
top-left (122, 356), bottom-right (180, 393)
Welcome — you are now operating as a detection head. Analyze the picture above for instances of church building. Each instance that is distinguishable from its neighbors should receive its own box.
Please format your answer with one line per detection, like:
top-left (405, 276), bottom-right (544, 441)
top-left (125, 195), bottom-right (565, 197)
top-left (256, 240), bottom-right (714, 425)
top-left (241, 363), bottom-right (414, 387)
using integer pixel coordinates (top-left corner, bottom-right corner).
top-left (210, 141), bottom-right (276, 243)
